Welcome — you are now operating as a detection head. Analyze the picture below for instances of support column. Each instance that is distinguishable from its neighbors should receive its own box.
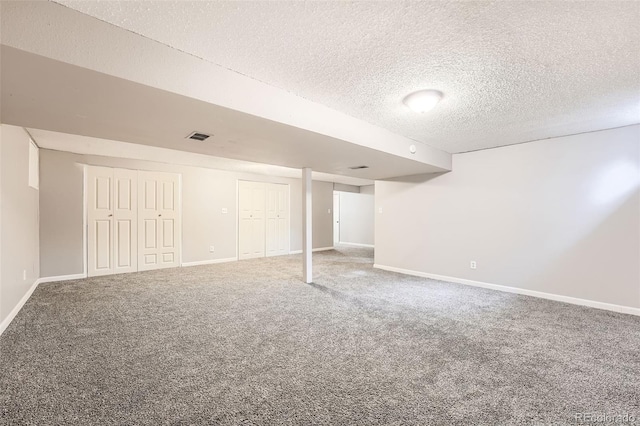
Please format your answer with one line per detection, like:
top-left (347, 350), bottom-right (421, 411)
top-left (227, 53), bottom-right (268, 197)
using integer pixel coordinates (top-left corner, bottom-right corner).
top-left (302, 167), bottom-right (312, 283)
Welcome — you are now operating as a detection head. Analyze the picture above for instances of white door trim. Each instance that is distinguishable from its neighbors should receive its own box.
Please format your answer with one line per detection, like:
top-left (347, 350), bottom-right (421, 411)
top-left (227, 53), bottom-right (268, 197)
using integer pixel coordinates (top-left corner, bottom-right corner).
top-left (82, 165), bottom-right (88, 278)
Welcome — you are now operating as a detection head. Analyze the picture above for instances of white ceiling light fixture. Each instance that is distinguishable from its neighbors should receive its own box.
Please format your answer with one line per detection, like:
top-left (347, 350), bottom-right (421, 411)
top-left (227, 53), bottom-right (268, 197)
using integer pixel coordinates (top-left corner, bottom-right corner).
top-left (403, 89), bottom-right (443, 113)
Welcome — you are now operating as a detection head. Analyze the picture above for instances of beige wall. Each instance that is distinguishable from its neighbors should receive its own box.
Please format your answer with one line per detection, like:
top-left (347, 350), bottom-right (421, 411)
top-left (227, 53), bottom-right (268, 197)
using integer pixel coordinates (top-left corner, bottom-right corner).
top-left (39, 149), bottom-right (334, 277)
top-left (375, 125), bottom-right (640, 309)
top-left (312, 181), bottom-right (335, 249)
top-left (333, 183), bottom-right (360, 193)
top-left (338, 192), bottom-right (375, 246)
top-left (1, 125), bottom-right (40, 326)
top-left (360, 185), bottom-right (374, 195)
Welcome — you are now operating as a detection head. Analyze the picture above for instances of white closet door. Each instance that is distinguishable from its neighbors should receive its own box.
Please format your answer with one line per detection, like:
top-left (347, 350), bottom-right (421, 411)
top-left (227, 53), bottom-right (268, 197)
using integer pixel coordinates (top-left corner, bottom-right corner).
top-left (113, 169), bottom-right (138, 274)
top-left (238, 181), bottom-right (266, 260)
top-left (88, 166), bottom-right (115, 277)
top-left (138, 171), bottom-right (181, 271)
top-left (88, 167), bottom-right (138, 277)
top-left (266, 183), bottom-right (289, 257)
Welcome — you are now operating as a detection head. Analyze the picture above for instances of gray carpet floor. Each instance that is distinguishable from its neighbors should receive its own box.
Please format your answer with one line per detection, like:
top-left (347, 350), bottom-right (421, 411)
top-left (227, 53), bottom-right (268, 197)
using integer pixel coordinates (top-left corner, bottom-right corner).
top-left (1, 247), bottom-right (639, 425)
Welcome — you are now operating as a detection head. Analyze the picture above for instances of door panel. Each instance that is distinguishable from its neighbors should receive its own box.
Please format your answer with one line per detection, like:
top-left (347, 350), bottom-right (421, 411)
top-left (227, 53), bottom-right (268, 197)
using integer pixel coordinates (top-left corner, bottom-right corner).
top-left (138, 171), bottom-right (181, 271)
top-left (144, 180), bottom-right (157, 210)
top-left (116, 178), bottom-right (131, 210)
top-left (162, 219), bottom-right (174, 247)
top-left (112, 169), bottom-right (137, 274)
top-left (144, 220), bottom-right (157, 248)
top-left (95, 177), bottom-right (111, 210)
top-left (266, 183), bottom-right (289, 257)
top-left (116, 220), bottom-right (132, 267)
top-left (251, 217), bottom-right (265, 257)
top-left (163, 181), bottom-right (174, 210)
top-left (238, 181), bottom-right (267, 260)
top-left (88, 167), bottom-right (114, 277)
top-left (94, 219), bottom-right (111, 270)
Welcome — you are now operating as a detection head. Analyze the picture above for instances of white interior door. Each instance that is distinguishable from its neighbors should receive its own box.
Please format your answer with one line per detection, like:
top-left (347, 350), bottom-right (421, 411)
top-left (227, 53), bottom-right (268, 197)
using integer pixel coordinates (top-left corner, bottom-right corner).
top-left (113, 169), bottom-right (138, 274)
top-left (138, 171), bottom-right (181, 271)
top-left (266, 183), bottom-right (289, 257)
top-left (88, 166), bottom-right (114, 277)
top-left (87, 167), bottom-right (138, 276)
top-left (238, 181), bottom-right (266, 260)
top-left (333, 192), bottom-right (340, 244)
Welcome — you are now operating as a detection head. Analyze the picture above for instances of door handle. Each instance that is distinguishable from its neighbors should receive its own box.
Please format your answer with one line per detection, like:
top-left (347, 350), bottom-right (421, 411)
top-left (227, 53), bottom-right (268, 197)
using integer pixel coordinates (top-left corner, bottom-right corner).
top-left (108, 214), bottom-right (113, 217)
top-left (158, 214), bottom-right (162, 217)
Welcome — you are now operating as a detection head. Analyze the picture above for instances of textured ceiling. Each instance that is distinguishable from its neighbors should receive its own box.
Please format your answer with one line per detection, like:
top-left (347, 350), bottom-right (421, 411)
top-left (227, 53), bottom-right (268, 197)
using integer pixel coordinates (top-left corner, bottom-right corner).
top-left (54, 0), bottom-right (640, 153)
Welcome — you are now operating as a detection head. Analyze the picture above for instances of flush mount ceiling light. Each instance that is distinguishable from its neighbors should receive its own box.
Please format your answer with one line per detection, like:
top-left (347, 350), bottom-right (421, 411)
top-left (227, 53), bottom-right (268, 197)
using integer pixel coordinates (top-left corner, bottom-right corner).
top-left (402, 89), bottom-right (443, 113)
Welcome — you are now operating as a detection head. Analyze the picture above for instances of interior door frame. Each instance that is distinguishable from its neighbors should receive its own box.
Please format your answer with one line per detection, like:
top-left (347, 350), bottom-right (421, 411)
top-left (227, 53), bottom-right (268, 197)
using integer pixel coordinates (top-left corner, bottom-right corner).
top-left (84, 165), bottom-right (183, 276)
top-left (82, 165), bottom-right (88, 278)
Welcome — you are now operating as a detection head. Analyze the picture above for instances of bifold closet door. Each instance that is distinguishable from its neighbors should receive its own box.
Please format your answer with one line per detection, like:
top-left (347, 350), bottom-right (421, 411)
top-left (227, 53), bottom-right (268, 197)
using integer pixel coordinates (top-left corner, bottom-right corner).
top-left (238, 181), bottom-right (266, 260)
top-left (138, 171), bottom-right (181, 271)
top-left (87, 167), bottom-right (138, 277)
top-left (266, 183), bottom-right (289, 257)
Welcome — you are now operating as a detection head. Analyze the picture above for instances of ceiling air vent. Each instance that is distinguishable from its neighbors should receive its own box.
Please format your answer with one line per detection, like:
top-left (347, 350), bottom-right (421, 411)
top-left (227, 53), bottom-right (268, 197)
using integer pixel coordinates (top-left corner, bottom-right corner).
top-left (186, 131), bottom-right (211, 141)
top-left (348, 165), bottom-right (369, 170)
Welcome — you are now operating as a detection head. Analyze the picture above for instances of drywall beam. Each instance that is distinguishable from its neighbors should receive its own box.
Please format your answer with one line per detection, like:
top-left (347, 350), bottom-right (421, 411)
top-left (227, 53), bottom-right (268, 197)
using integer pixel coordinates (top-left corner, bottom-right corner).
top-left (302, 167), bottom-right (312, 283)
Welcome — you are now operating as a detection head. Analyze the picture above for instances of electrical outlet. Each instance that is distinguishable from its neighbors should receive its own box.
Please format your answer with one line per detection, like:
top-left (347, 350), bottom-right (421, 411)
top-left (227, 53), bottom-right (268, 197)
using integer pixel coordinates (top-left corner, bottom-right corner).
top-left (221, 208), bottom-right (228, 214)
top-left (378, 207), bottom-right (383, 214)
top-left (209, 246), bottom-right (215, 253)
top-left (470, 261), bottom-right (477, 270)
top-left (23, 270), bottom-right (27, 280)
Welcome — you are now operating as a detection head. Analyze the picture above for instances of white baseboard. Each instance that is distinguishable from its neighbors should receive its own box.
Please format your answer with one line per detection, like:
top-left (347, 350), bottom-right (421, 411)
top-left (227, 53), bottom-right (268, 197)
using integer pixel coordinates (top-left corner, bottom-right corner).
top-left (373, 264), bottom-right (640, 317)
top-left (181, 257), bottom-right (238, 267)
top-left (313, 246), bottom-right (334, 252)
top-left (338, 242), bottom-right (374, 248)
top-left (0, 279), bottom-right (40, 336)
top-left (38, 273), bottom-right (87, 284)
top-left (289, 247), bottom-right (334, 255)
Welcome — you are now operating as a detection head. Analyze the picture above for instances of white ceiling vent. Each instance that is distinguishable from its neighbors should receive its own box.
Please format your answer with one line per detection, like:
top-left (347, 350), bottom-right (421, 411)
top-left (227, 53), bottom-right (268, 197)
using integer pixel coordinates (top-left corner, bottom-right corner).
top-left (186, 131), bottom-right (211, 141)
top-left (348, 165), bottom-right (369, 170)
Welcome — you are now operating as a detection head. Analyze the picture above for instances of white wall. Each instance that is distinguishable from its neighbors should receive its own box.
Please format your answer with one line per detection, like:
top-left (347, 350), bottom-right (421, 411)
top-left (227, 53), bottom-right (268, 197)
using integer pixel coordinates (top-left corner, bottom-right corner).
top-left (338, 192), bottom-right (375, 246)
top-left (0, 125), bottom-right (40, 330)
top-left (375, 125), bottom-right (640, 310)
top-left (39, 149), bottom-right (334, 278)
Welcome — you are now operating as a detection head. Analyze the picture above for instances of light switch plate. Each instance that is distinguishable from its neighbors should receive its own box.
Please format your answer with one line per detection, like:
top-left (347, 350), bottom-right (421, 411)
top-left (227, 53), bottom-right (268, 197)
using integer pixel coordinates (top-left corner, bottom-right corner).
top-left (221, 208), bottom-right (228, 214)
